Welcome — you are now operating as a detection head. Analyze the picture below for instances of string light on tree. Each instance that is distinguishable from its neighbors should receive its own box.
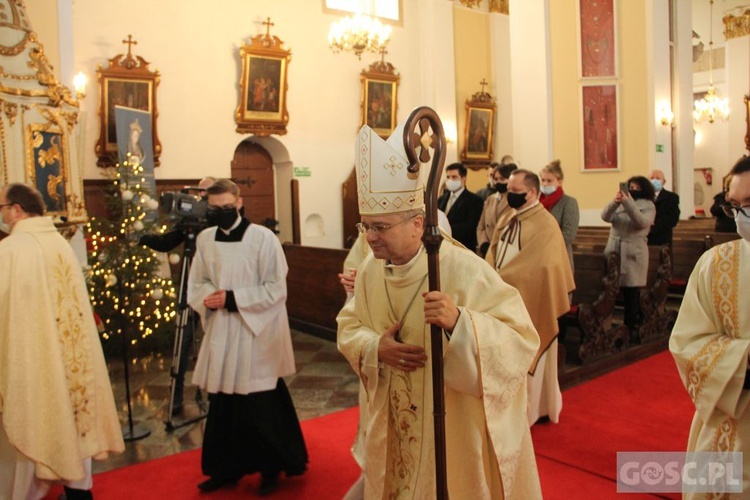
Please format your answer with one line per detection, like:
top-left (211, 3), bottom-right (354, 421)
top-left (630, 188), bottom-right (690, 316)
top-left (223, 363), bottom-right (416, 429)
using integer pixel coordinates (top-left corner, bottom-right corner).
top-left (86, 154), bottom-right (177, 355)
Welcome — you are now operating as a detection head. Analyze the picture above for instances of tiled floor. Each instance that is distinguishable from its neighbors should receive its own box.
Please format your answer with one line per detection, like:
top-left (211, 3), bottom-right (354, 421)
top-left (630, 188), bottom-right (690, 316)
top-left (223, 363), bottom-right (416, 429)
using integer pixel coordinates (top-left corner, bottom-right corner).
top-left (96, 330), bottom-right (358, 474)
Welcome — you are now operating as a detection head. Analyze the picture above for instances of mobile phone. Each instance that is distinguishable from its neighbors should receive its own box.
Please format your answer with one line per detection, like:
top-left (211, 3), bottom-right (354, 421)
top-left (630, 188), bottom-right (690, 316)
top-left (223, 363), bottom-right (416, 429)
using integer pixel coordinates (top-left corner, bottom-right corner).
top-left (619, 182), bottom-right (628, 193)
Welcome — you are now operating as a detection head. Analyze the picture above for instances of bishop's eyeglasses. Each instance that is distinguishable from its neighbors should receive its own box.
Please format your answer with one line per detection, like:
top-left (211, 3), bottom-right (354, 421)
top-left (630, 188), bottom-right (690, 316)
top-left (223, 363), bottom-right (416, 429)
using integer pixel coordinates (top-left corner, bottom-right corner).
top-left (356, 215), bottom-right (417, 235)
top-left (720, 203), bottom-right (749, 219)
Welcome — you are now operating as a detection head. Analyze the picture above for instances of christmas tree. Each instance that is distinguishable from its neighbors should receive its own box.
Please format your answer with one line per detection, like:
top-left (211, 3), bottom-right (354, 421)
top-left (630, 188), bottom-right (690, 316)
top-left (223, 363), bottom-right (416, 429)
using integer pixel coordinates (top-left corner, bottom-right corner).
top-left (86, 154), bottom-right (177, 356)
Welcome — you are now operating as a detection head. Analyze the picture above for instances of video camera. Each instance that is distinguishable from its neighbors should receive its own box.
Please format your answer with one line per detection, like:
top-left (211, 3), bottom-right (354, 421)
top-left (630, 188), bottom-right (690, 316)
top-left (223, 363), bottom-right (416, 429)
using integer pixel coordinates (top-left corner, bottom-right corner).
top-left (160, 187), bottom-right (208, 229)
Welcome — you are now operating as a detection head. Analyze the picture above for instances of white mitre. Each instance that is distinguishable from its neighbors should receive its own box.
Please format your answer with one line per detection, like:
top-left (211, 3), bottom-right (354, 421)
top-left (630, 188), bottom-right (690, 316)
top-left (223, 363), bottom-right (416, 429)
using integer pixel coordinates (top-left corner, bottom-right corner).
top-left (355, 124), bottom-right (424, 215)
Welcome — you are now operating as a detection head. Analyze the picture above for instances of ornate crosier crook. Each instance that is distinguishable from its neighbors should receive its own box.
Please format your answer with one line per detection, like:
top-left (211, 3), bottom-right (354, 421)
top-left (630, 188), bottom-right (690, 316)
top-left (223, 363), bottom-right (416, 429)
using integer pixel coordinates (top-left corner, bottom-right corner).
top-left (402, 106), bottom-right (449, 500)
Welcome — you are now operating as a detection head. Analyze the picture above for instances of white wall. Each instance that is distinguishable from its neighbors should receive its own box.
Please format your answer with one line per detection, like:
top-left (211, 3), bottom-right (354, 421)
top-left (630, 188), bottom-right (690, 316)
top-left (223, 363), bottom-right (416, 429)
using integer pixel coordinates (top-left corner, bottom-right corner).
top-left (509, 0), bottom-right (553, 169)
top-left (70, 0), bottom-right (455, 248)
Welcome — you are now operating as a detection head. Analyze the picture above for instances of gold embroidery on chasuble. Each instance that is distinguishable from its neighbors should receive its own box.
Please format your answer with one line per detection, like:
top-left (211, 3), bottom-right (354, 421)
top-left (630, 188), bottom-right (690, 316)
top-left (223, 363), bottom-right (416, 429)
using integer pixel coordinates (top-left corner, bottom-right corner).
top-left (53, 253), bottom-right (93, 438)
top-left (686, 336), bottom-right (730, 404)
top-left (685, 243), bottom-right (740, 405)
top-left (384, 273), bottom-right (428, 499)
top-left (712, 417), bottom-right (738, 454)
top-left (708, 242), bottom-right (740, 461)
top-left (712, 242), bottom-right (739, 340)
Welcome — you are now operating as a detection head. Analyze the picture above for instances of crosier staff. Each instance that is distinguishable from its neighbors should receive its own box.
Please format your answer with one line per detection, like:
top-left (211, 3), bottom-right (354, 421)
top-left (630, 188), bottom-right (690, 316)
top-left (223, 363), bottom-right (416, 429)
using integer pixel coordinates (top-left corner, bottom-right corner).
top-left (403, 106), bottom-right (448, 500)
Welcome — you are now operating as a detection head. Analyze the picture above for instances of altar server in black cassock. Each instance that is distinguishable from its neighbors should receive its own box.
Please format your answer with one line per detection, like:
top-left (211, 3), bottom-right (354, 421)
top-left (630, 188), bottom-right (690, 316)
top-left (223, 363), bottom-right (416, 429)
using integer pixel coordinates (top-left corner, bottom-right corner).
top-left (188, 180), bottom-right (307, 494)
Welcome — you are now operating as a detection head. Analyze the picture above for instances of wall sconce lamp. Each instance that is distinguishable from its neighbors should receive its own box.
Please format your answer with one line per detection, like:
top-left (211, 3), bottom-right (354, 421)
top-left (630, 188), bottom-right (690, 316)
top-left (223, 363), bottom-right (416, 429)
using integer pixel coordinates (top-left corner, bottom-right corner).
top-left (657, 105), bottom-right (674, 127)
top-left (73, 71), bottom-right (87, 99)
top-left (443, 121), bottom-right (457, 145)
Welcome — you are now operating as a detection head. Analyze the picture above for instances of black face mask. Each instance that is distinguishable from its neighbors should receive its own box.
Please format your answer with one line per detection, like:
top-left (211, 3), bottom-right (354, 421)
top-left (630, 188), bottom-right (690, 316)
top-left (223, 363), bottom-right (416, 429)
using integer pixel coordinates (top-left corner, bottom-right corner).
top-left (506, 191), bottom-right (527, 209)
top-left (629, 190), bottom-right (647, 200)
top-left (495, 183), bottom-right (508, 194)
top-left (206, 207), bottom-right (239, 230)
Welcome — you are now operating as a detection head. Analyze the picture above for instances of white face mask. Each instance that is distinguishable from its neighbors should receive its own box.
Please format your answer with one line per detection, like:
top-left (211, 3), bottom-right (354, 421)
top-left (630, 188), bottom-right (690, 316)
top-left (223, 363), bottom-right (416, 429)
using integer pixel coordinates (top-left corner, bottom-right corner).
top-left (445, 179), bottom-right (462, 193)
top-left (540, 185), bottom-right (558, 196)
top-left (736, 210), bottom-right (750, 243)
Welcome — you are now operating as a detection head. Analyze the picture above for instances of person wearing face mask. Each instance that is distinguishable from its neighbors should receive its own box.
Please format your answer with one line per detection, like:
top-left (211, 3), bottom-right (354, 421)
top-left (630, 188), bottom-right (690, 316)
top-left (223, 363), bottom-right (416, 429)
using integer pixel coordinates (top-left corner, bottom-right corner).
top-left (188, 179), bottom-right (307, 494)
top-left (437, 162), bottom-right (484, 251)
top-left (0, 183), bottom-right (124, 500)
top-left (539, 160), bottom-right (579, 271)
top-left (601, 176), bottom-right (656, 343)
top-left (475, 162), bottom-right (499, 201)
top-left (670, 156), bottom-right (750, 498)
top-left (646, 169), bottom-right (680, 247)
top-left (476, 163), bottom-right (517, 257)
top-left (486, 169), bottom-right (575, 426)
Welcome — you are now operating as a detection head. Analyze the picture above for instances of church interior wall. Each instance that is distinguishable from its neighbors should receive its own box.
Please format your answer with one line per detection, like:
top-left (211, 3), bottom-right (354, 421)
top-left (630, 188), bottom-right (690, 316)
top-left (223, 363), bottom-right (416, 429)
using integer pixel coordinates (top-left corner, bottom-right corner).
top-left (489, 12), bottom-right (514, 167)
top-left (23, 0), bottom-right (748, 239)
top-left (508, 0), bottom-right (554, 174)
top-left (548, 0), bottom-right (658, 226)
top-left (453, 5), bottom-right (493, 193)
top-left (69, 0), bottom-right (450, 248)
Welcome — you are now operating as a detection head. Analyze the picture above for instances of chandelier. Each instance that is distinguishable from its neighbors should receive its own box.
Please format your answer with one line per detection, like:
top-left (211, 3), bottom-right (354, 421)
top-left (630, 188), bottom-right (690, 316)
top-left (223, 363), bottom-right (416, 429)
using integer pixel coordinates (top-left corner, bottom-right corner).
top-left (328, 13), bottom-right (392, 59)
top-left (693, 0), bottom-right (729, 124)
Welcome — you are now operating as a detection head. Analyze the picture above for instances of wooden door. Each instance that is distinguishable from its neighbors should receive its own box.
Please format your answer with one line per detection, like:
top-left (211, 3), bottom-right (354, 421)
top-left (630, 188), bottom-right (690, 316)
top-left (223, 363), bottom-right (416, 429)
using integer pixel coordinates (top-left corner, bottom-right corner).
top-left (230, 141), bottom-right (275, 226)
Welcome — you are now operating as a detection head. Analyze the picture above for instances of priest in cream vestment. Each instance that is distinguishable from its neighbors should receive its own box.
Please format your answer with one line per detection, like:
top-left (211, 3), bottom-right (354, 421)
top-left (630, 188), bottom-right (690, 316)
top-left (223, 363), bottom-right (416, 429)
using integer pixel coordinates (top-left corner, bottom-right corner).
top-left (670, 159), bottom-right (750, 498)
top-left (485, 170), bottom-right (575, 426)
top-left (0, 183), bottom-right (123, 500)
top-left (337, 125), bottom-right (542, 499)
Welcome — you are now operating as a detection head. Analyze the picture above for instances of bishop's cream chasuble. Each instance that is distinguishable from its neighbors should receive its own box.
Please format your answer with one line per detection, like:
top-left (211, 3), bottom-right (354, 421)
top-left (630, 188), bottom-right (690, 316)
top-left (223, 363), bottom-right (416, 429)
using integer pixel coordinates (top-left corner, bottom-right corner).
top-left (670, 239), bottom-right (750, 499)
top-left (338, 240), bottom-right (542, 499)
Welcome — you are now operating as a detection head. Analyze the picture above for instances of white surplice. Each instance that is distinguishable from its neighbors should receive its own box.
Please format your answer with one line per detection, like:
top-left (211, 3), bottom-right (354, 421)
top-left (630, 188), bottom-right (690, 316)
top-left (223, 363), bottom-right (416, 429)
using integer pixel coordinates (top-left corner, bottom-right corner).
top-left (188, 223), bottom-right (295, 395)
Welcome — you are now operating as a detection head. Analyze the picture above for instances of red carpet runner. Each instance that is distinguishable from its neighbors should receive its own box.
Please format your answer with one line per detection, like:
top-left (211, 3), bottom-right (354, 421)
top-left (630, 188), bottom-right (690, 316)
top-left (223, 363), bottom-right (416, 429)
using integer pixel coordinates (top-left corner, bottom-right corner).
top-left (46, 351), bottom-right (694, 499)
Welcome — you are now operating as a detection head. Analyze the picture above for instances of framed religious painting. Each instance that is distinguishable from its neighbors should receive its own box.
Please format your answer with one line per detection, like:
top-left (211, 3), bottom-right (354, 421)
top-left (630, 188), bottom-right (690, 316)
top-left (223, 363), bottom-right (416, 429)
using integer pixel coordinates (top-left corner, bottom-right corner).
top-left (581, 84), bottom-right (619, 171)
top-left (236, 18), bottom-right (291, 136)
top-left (461, 84), bottom-right (495, 169)
top-left (360, 57), bottom-right (399, 139)
top-left (578, 0), bottom-right (617, 78)
top-left (25, 123), bottom-right (71, 217)
top-left (95, 35), bottom-right (161, 167)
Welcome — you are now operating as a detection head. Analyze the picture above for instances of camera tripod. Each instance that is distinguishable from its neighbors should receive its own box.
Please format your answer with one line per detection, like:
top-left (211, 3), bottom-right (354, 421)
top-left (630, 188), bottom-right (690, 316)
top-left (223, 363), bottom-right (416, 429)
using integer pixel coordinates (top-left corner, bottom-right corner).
top-left (165, 225), bottom-right (208, 431)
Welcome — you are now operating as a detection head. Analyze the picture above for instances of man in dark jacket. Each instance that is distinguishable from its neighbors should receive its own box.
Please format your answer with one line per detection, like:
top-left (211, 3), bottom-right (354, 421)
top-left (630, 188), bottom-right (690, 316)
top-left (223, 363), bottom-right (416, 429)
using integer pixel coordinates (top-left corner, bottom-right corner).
top-left (437, 162), bottom-right (484, 251)
top-left (647, 169), bottom-right (680, 246)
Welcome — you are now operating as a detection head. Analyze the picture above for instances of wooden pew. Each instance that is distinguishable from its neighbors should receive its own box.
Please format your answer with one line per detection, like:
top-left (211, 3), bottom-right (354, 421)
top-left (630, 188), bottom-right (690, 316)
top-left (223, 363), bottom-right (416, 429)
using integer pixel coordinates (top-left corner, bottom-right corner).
top-left (283, 243), bottom-right (348, 341)
top-left (571, 251), bottom-right (629, 363)
top-left (639, 245), bottom-right (677, 343)
top-left (670, 238), bottom-right (711, 292)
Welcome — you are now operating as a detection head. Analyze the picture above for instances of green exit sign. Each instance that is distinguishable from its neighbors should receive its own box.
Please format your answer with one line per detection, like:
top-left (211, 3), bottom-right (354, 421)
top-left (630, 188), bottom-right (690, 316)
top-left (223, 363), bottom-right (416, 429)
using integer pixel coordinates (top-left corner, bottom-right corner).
top-left (656, 144), bottom-right (664, 153)
top-left (293, 167), bottom-right (311, 177)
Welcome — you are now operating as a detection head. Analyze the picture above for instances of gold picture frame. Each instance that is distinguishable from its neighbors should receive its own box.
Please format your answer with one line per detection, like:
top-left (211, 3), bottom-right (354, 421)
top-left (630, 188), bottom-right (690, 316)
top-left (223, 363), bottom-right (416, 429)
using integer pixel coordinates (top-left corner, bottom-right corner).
top-left (461, 85), bottom-right (495, 168)
top-left (25, 122), bottom-right (71, 218)
top-left (235, 19), bottom-right (291, 136)
top-left (95, 35), bottom-right (161, 167)
top-left (360, 58), bottom-right (399, 139)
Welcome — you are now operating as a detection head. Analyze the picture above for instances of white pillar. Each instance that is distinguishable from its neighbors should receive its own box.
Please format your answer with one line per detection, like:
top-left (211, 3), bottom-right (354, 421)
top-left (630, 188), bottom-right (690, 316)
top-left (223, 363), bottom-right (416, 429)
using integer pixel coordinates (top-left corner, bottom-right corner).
top-left (647, 0), bottom-right (675, 179)
top-left (415, 0), bottom-right (458, 165)
top-left (489, 12), bottom-right (513, 160)
top-left (508, 0), bottom-right (553, 168)
top-left (673, 0), bottom-right (695, 215)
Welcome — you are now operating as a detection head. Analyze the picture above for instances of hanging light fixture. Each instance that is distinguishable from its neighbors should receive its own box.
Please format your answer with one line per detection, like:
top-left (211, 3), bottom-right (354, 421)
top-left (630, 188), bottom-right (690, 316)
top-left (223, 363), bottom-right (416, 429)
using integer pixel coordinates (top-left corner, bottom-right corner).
top-left (328, 11), bottom-right (392, 60)
top-left (694, 0), bottom-right (730, 124)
